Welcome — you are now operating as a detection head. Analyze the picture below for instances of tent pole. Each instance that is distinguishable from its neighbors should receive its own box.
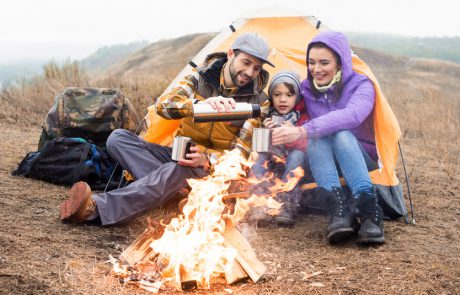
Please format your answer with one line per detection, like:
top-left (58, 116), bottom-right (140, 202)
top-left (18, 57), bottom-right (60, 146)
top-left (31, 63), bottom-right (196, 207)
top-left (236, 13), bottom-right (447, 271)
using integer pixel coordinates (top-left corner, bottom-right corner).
top-left (398, 141), bottom-right (415, 225)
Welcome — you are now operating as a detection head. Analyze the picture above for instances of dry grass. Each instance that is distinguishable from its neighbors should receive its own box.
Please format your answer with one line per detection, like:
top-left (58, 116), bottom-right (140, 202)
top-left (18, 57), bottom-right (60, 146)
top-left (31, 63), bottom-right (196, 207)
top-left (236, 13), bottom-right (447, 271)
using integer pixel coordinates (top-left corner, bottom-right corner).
top-left (0, 60), bottom-right (90, 125)
top-left (0, 61), bottom-right (172, 126)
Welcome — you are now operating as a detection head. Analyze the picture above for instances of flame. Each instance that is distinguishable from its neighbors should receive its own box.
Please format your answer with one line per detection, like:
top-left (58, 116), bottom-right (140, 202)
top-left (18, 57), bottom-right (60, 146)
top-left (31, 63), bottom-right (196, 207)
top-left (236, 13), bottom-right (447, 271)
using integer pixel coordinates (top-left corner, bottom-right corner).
top-left (111, 150), bottom-right (304, 291)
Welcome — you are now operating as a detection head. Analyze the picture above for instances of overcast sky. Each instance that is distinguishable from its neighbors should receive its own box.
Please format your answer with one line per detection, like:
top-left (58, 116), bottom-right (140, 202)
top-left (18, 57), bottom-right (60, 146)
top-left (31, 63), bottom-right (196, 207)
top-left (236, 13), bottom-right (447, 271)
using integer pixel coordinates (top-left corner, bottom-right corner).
top-left (1, 0), bottom-right (459, 63)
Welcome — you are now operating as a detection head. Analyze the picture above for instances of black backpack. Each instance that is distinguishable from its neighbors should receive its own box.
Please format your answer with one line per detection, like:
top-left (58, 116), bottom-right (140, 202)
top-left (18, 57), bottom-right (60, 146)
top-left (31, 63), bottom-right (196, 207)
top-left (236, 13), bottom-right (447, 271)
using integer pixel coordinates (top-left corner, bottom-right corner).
top-left (13, 137), bottom-right (121, 191)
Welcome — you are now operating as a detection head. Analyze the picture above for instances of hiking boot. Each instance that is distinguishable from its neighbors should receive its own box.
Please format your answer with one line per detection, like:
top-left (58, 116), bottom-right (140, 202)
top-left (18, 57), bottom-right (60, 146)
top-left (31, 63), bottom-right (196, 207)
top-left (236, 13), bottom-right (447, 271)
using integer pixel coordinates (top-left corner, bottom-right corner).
top-left (60, 181), bottom-right (96, 223)
top-left (352, 189), bottom-right (385, 244)
top-left (246, 206), bottom-right (272, 226)
top-left (322, 187), bottom-right (357, 244)
top-left (273, 187), bottom-right (302, 227)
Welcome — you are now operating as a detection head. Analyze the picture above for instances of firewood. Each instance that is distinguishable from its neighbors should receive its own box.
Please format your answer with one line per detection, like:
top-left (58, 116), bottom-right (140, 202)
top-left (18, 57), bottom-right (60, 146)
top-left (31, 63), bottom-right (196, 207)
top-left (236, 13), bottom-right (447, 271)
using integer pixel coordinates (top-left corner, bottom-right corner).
top-left (222, 221), bottom-right (266, 283)
top-left (120, 229), bottom-right (156, 266)
top-left (224, 259), bottom-right (249, 284)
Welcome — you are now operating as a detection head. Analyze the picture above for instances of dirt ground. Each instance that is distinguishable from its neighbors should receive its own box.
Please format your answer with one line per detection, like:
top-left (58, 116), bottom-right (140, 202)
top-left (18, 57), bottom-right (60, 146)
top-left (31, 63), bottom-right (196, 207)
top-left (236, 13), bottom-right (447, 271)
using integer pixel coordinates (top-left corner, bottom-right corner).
top-left (0, 121), bottom-right (458, 295)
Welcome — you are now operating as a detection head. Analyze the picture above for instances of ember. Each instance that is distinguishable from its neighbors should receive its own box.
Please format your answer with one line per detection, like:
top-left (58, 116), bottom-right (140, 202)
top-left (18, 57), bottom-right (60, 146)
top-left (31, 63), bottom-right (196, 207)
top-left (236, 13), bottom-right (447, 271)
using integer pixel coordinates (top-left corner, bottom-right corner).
top-left (111, 149), bottom-right (304, 292)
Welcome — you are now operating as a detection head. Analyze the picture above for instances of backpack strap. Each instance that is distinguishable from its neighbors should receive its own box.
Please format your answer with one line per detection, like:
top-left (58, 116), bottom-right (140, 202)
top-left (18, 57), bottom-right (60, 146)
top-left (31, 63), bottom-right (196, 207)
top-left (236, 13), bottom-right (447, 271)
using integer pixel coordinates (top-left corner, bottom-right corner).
top-left (69, 138), bottom-right (93, 183)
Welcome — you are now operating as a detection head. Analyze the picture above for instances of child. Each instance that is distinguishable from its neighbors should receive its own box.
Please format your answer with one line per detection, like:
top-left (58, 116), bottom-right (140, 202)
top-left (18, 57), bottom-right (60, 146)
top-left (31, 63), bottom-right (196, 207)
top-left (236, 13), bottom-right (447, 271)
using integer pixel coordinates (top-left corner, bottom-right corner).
top-left (248, 70), bottom-right (309, 226)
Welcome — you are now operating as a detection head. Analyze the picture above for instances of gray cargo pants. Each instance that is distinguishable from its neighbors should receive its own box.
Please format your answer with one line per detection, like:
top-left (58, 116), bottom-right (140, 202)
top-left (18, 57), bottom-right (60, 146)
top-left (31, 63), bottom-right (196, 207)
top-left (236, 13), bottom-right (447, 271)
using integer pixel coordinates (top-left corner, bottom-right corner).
top-left (92, 129), bottom-right (208, 225)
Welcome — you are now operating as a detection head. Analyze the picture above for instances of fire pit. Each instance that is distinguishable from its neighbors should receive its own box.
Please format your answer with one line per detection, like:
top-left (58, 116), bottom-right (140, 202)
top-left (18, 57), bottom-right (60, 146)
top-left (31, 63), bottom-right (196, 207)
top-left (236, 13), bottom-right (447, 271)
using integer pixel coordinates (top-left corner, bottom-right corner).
top-left (111, 150), bottom-right (304, 292)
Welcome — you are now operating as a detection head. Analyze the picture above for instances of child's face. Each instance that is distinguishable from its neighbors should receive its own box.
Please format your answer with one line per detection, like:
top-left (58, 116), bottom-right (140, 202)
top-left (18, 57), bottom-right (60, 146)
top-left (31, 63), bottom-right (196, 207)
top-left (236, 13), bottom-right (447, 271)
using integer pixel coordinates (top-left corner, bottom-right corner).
top-left (271, 83), bottom-right (297, 115)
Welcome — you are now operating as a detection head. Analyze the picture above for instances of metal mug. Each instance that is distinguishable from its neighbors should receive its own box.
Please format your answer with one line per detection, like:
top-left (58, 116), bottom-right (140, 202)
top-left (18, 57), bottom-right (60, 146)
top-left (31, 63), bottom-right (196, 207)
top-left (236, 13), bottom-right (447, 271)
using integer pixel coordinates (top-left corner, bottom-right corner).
top-left (270, 115), bottom-right (285, 127)
top-left (252, 128), bottom-right (271, 153)
top-left (171, 136), bottom-right (193, 161)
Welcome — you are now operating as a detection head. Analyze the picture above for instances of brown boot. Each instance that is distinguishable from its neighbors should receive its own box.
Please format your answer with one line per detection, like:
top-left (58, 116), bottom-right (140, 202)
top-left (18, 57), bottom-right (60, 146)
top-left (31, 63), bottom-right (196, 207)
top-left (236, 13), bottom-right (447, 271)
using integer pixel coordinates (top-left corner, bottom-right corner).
top-left (60, 181), bottom-right (96, 223)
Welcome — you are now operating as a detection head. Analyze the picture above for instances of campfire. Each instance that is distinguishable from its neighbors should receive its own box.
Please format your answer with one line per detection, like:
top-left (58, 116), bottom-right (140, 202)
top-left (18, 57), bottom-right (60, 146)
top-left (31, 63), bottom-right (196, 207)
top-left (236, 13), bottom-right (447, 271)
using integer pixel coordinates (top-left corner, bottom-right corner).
top-left (111, 150), bottom-right (304, 293)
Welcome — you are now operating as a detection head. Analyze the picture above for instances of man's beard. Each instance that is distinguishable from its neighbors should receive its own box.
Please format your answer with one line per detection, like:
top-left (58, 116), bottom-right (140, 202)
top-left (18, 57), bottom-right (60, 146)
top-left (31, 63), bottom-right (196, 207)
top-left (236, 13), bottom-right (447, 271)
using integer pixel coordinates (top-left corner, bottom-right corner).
top-left (229, 59), bottom-right (251, 88)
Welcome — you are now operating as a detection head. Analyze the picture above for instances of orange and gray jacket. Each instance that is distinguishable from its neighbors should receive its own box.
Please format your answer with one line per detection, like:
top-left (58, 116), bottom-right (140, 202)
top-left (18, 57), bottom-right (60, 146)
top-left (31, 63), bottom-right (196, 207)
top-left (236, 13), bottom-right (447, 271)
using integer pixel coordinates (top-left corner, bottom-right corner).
top-left (156, 52), bottom-right (270, 159)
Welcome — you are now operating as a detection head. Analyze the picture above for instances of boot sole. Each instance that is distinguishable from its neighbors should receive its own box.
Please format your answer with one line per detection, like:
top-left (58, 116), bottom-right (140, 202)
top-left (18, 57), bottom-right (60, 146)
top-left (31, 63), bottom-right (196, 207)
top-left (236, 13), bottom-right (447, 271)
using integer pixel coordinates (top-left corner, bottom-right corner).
top-left (274, 216), bottom-right (295, 227)
top-left (357, 236), bottom-right (385, 244)
top-left (248, 214), bottom-right (272, 225)
top-left (60, 182), bottom-right (92, 222)
top-left (327, 227), bottom-right (355, 244)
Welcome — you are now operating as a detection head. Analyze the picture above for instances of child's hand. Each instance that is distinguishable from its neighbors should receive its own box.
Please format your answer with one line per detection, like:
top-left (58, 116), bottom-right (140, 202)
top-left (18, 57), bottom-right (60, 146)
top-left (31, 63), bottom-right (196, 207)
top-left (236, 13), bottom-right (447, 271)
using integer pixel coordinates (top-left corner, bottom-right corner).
top-left (263, 118), bottom-right (276, 129)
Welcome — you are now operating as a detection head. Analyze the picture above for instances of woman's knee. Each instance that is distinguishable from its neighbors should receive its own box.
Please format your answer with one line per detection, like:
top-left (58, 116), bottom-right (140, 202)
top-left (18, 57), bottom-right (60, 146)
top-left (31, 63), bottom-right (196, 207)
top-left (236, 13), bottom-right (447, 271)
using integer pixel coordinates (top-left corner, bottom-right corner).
top-left (331, 130), bottom-right (357, 147)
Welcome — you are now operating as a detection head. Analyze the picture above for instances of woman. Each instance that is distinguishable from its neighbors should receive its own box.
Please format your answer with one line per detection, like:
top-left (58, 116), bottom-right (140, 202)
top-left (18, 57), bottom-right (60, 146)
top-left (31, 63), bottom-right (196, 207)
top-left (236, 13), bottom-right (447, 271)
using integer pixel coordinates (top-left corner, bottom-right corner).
top-left (272, 31), bottom-right (384, 244)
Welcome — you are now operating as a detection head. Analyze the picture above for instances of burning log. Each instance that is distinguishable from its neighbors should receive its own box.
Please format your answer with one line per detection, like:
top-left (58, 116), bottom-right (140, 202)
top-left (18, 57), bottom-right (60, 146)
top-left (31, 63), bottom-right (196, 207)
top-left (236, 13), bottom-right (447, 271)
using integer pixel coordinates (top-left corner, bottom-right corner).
top-left (118, 222), bottom-right (266, 287)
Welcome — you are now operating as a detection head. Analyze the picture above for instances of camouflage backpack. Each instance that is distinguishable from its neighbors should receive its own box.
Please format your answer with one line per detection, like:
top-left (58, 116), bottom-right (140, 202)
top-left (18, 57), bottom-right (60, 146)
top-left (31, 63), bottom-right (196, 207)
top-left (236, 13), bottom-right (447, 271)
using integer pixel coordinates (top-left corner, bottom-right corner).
top-left (38, 87), bottom-right (140, 149)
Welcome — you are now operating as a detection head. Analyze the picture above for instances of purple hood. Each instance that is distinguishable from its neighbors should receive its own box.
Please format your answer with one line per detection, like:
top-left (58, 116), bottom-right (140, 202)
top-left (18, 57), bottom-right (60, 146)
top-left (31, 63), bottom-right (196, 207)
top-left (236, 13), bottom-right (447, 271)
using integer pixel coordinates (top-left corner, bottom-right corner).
top-left (301, 31), bottom-right (377, 160)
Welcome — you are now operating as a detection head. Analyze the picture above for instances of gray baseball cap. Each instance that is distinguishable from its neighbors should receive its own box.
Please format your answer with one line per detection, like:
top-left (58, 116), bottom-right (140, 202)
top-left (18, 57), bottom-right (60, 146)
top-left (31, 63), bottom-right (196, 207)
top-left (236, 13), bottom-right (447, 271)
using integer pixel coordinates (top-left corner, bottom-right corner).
top-left (231, 32), bottom-right (275, 67)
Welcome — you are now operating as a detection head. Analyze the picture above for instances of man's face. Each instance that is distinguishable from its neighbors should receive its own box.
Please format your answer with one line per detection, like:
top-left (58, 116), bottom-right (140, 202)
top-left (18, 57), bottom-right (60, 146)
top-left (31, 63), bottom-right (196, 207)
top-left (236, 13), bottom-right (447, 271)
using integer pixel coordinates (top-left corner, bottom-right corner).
top-left (227, 50), bottom-right (263, 88)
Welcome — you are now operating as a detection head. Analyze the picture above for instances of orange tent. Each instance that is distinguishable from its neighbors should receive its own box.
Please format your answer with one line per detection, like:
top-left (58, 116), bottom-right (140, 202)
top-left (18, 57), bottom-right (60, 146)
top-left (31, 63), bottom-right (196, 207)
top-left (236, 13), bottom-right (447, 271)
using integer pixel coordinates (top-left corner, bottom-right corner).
top-left (142, 6), bottom-right (407, 219)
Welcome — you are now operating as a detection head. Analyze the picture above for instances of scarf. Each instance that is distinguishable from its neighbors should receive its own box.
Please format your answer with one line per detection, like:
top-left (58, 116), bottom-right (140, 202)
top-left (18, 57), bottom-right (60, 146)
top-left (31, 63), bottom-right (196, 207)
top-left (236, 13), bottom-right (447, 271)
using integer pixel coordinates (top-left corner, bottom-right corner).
top-left (313, 70), bottom-right (342, 93)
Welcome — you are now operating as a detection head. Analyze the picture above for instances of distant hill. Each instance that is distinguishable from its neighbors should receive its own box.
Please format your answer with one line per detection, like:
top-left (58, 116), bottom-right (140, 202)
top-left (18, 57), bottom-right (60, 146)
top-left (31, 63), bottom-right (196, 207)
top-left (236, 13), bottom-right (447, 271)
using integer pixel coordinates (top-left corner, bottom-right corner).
top-left (346, 32), bottom-right (460, 64)
top-left (82, 40), bottom-right (149, 72)
top-left (100, 32), bottom-right (460, 82)
top-left (100, 33), bottom-right (215, 80)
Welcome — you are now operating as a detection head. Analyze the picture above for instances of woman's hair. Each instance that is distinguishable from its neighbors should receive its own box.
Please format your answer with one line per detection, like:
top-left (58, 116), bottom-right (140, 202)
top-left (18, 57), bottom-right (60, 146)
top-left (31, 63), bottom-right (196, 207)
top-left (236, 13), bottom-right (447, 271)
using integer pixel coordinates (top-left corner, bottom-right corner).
top-left (307, 42), bottom-right (344, 100)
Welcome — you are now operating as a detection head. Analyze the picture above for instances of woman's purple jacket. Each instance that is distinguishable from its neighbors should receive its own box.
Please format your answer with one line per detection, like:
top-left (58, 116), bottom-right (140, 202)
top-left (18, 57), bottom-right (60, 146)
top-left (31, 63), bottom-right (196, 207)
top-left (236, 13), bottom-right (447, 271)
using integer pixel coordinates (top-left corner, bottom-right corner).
top-left (300, 31), bottom-right (377, 161)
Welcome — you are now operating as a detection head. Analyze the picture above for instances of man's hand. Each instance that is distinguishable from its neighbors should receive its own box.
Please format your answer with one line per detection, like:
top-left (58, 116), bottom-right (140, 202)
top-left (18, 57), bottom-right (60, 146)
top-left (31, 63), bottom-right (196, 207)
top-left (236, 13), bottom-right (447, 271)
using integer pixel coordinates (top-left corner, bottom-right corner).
top-left (178, 146), bottom-right (210, 169)
top-left (272, 125), bottom-right (306, 146)
top-left (204, 96), bottom-right (236, 112)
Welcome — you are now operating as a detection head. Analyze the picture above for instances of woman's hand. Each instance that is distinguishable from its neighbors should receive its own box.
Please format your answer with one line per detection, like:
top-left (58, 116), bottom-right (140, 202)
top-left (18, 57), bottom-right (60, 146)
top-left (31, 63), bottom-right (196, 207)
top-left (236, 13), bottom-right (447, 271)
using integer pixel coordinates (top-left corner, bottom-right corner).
top-left (178, 146), bottom-right (210, 169)
top-left (204, 96), bottom-right (236, 112)
top-left (272, 125), bottom-right (307, 145)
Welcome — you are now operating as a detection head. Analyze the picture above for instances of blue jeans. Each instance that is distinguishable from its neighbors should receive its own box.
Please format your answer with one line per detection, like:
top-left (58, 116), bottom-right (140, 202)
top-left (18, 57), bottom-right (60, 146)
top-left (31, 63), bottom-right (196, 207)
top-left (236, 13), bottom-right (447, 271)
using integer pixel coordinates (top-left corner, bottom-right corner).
top-left (251, 149), bottom-right (307, 182)
top-left (307, 130), bottom-right (377, 196)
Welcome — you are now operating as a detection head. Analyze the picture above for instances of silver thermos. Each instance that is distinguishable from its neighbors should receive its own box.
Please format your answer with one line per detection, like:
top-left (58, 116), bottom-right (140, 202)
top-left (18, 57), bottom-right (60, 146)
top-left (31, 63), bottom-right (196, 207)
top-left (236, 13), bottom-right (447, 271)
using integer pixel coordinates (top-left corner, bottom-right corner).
top-left (192, 102), bottom-right (261, 122)
top-left (171, 136), bottom-right (193, 161)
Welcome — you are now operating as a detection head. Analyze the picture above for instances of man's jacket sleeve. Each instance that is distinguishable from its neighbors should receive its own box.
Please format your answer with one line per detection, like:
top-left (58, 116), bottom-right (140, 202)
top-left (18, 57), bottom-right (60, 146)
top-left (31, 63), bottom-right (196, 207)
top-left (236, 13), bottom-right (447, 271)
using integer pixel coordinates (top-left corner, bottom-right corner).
top-left (155, 69), bottom-right (200, 119)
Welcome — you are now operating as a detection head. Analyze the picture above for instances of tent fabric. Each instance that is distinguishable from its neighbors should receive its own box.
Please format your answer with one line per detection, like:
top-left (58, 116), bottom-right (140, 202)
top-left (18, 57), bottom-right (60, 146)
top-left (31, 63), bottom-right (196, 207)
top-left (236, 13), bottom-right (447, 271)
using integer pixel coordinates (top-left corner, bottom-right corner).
top-left (142, 7), bottom-right (402, 189)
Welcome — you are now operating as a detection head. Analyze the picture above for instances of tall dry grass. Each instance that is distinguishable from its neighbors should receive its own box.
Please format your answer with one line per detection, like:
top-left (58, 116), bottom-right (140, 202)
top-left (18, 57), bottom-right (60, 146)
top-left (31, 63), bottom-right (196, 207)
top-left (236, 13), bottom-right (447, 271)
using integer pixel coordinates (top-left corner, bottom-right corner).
top-left (0, 60), bottom-right (174, 126)
top-left (0, 60), bottom-right (90, 125)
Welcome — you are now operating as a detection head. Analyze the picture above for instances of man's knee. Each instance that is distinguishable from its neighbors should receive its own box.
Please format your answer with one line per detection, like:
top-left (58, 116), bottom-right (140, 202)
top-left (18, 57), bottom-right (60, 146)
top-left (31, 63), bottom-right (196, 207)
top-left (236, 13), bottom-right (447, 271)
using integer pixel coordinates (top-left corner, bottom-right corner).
top-left (106, 129), bottom-right (132, 150)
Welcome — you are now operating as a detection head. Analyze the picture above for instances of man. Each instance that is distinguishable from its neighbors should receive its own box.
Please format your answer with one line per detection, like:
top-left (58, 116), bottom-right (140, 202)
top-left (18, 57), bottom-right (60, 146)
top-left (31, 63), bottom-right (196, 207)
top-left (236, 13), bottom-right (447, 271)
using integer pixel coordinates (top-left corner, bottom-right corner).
top-left (59, 32), bottom-right (274, 226)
